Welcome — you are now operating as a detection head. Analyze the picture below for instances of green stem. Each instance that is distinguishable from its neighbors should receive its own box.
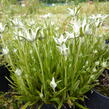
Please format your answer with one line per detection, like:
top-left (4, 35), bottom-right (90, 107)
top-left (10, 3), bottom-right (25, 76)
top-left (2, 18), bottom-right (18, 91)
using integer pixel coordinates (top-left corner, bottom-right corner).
top-left (64, 65), bottom-right (67, 98)
top-left (73, 39), bottom-right (81, 79)
top-left (33, 42), bottom-right (46, 96)
top-left (21, 41), bottom-right (32, 90)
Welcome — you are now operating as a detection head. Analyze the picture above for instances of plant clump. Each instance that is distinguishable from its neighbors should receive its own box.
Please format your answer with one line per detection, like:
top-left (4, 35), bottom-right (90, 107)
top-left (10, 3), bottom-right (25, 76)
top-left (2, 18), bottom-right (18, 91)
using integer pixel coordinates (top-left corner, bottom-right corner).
top-left (1, 6), bottom-right (109, 109)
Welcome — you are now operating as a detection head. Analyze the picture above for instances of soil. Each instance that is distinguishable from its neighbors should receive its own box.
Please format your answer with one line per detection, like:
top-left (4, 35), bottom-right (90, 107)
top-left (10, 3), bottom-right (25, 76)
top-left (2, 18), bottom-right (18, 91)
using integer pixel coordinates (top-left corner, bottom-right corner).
top-left (0, 65), bottom-right (11, 92)
top-left (95, 69), bottom-right (109, 97)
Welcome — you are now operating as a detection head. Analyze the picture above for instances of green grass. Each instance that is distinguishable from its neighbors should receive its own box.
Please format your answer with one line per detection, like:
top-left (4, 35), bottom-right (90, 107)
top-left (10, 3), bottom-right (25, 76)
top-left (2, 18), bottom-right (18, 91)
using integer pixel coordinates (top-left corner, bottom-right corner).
top-left (1, 2), bottom-right (109, 24)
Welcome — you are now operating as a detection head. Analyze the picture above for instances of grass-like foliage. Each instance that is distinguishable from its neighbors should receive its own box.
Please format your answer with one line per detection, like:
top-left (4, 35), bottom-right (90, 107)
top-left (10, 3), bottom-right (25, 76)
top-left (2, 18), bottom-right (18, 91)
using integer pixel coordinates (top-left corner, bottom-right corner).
top-left (1, 7), bottom-right (109, 109)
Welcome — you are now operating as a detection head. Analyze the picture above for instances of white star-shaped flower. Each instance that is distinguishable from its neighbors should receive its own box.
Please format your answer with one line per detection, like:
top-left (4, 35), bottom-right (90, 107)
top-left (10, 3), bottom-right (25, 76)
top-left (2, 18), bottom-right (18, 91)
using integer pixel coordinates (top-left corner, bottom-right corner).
top-left (21, 27), bottom-right (41, 42)
top-left (15, 68), bottom-right (22, 76)
top-left (0, 23), bottom-right (5, 33)
top-left (2, 47), bottom-right (9, 55)
top-left (50, 77), bottom-right (57, 92)
top-left (40, 13), bottom-right (53, 19)
top-left (57, 44), bottom-right (69, 56)
top-left (65, 32), bottom-right (75, 39)
top-left (102, 62), bottom-right (107, 68)
top-left (54, 34), bottom-right (68, 45)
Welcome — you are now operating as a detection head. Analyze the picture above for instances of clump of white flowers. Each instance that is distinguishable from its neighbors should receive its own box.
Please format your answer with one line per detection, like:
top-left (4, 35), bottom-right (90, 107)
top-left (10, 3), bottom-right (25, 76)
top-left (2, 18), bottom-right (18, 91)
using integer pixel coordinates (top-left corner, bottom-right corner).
top-left (89, 14), bottom-right (109, 27)
top-left (22, 28), bottom-right (38, 42)
top-left (68, 17), bottom-right (93, 37)
top-left (11, 17), bottom-right (24, 27)
top-left (14, 26), bottom-right (41, 42)
top-left (73, 18), bottom-right (93, 36)
top-left (67, 8), bottom-right (109, 38)
top-left (89, 14), bottom-right (109, 20)
top-left (54, 34), bottom-right (69, 56)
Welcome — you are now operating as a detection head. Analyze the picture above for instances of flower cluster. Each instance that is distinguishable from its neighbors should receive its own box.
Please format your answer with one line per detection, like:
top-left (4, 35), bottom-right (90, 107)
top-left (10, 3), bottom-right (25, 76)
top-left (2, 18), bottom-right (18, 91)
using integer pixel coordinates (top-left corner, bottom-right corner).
top-left (54, 34), bottom-right (69, 56)
top-left (89, 14), bottom-right (109, 27)
top-left (11, 18), bottom-right (41, 42)
top-left (67, 8), bottom-right (109, 37)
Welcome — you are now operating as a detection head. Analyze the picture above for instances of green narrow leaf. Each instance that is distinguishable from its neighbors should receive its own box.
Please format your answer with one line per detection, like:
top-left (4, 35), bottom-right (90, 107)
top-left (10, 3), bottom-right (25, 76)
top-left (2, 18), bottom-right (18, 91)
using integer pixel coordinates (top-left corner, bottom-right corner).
top-left (75, 102), bottom-right (88, 109)
top-left (21, 102), bottom-right (31, 109)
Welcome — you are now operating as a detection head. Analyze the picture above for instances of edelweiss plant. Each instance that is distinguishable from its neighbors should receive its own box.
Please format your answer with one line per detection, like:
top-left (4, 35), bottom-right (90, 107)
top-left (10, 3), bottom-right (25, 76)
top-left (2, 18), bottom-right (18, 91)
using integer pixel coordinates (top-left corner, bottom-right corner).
top-left (1, 7), bottom-right (109, 109)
